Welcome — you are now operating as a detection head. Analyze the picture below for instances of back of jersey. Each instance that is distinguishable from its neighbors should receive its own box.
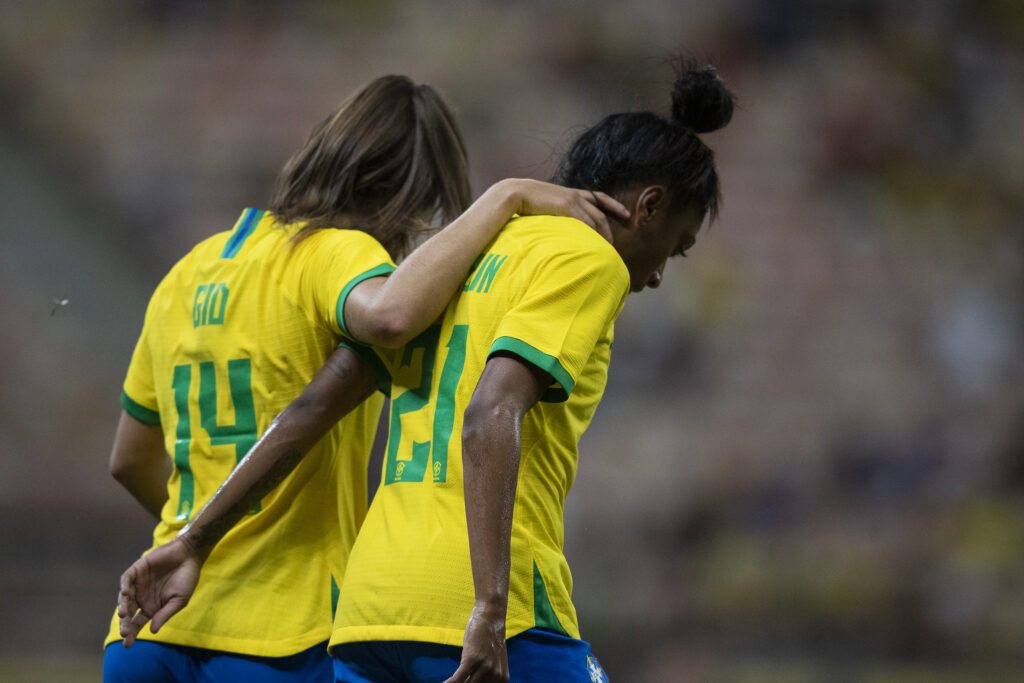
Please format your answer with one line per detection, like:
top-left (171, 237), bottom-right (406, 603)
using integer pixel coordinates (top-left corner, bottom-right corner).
top-left (107, 208), bottom-right (394, 656)
top-left (332, 215), bottom-right (629, 649)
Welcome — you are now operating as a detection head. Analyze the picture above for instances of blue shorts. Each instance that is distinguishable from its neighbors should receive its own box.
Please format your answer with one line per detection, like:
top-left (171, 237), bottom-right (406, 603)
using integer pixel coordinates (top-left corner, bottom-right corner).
top-left (103, 639), bottom-right (332, 683)
top-left (332, 628), bottom-right (609, 683)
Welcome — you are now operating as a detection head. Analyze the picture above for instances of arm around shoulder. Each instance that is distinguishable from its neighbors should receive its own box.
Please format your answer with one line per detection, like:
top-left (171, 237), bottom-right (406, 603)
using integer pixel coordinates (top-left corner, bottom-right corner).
top-left (341, 180), bottom-right (629, 348)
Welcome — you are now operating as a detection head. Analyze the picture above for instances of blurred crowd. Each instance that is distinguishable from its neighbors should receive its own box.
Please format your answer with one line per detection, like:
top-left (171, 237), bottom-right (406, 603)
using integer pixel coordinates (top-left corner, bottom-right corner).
top-left (1, 1), bottom-right (1021, 680)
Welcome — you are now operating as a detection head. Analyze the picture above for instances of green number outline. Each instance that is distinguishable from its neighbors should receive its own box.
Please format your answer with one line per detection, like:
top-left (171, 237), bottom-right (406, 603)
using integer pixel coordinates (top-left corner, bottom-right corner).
top-left (170, 357), bottom-right (259, 520)
top-left (384, 324), bottom-right (469, 485)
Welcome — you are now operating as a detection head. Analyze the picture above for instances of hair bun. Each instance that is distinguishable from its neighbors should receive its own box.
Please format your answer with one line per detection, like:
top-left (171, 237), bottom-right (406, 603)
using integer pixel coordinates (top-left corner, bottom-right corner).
top-left (670, 63), bottom-right (735, 134)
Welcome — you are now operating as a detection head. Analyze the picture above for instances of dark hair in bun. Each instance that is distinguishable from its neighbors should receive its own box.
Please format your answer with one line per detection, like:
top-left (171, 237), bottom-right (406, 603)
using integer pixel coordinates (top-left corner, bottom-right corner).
top-left (670, 62), bottom-right (734, 133)
top-left (555, 59), bottom-right (735, 222)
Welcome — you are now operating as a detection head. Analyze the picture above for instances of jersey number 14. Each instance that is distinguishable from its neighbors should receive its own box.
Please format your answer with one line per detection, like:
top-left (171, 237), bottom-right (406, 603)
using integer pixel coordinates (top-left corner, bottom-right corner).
top-left (170, 358), bottom-right (258, 521)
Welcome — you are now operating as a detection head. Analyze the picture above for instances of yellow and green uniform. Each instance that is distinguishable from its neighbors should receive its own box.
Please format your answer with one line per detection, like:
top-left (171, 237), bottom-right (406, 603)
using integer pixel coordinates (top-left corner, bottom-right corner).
top-left (331, 216), bottom-right (630, 648)
top-left (105, 208), bottom-right (394, 656)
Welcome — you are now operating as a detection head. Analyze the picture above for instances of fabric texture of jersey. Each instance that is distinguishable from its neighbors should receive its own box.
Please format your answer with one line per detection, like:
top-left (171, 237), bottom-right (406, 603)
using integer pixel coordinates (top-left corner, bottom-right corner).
top-left (331, 216), bottom-right (630, 649)
top-left (105, 209), bottom-right (394, 656)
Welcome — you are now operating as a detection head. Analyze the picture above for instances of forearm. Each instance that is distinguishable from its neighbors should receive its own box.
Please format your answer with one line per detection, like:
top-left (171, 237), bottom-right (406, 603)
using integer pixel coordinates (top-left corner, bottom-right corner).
top-left (179, 349), bottom-right (376, 558)
top-left (346, 179), bottom-right (527, 347)
top-left (177, 420), bottom-right (299, 558)
top-left (461, 404), bottom-right (523, 612)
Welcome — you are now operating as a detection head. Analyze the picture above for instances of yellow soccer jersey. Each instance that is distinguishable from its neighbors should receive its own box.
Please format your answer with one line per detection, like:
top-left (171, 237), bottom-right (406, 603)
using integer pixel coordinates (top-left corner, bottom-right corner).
top-left (331, 216), bottom-right (630, 649)
top-left (104, 209), bottom-right (394, 656)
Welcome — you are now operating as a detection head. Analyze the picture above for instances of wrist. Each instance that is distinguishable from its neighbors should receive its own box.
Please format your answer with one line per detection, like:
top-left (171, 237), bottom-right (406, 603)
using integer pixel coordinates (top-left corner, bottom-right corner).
top-left (473, 595), bottom-right (508, 616)
top-left (176, 528), bottom-right (211, 562)
top-left (488, 178), bottom-right (525, 217)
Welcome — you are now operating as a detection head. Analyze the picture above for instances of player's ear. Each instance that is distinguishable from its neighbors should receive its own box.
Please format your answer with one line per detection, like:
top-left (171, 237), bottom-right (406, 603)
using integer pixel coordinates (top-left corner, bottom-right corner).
top-left (634, 185), bottom-right (667, 230)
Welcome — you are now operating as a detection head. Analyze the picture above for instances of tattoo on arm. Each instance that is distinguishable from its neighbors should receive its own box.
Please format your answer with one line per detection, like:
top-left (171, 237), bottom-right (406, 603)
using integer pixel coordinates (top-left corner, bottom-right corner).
top-left (186, 447), bottom-right (305, 554)
top-left (180, 348), bottom-right (375, 558)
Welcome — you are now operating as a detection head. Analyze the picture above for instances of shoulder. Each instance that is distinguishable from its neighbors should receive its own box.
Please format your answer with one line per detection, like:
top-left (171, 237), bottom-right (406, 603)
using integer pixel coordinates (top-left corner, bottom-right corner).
top-left (506, 215), bottom-right (620, 257)
top-left (157, 228), bottom-right (232, 284)
top-left (287, 226), bottom-right (391, 268)
top-left (293, 225), bottom-right (385, 251)
top-left (501, 216), bottom-right (628, 286)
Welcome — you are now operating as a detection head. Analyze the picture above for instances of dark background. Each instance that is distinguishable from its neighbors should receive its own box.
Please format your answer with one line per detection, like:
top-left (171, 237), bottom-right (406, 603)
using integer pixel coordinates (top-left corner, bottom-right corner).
top-left (1, 1), bottom-right (1022, 680)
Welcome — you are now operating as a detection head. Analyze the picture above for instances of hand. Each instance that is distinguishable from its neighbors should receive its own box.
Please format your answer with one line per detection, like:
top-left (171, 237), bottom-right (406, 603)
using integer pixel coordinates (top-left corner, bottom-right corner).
top-left (443, 603), bottom-right (509, 683)
top-left (502, 178), bottom-right (630, 243)
top-left (117, 537), bottom-right (202, 647)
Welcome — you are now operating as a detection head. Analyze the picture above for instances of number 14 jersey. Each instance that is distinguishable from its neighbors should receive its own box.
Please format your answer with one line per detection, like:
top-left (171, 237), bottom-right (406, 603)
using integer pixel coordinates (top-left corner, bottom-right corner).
top-left (105, 209), bottom-right (393, 656)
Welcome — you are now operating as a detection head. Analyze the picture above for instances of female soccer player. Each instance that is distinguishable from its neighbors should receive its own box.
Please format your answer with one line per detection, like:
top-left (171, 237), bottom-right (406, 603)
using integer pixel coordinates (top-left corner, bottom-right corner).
top-left (116, 61), bottom-right (734, 682)
top-left (102, 74), bottom-right (627, 683)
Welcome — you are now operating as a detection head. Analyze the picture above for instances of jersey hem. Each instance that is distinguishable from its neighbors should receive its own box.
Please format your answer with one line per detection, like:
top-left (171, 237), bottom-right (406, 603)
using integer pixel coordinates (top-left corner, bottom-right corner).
top-left (103, 623), bottom-right (332, 659)
top-left (329, 625), bottom-right (466, 651)
top-left (327, 620), bottom-right (564, 653)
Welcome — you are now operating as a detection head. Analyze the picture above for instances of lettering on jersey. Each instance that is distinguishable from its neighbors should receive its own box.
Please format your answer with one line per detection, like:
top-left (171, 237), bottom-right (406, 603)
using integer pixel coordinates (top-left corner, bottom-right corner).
top-left (193, 283), bottom-right (229, 327)
top-left (463, 253), bottom-right (508, 294)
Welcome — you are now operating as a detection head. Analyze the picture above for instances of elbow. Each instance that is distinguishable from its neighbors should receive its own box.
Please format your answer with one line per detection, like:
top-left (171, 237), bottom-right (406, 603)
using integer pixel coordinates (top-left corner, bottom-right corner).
top-left (461, 403), bottom-right (486, 455)
top-left (352, 301), bottom-right (415, 348)
top-left (347, 285), bottom-right (421, 347)
top-left (363, 309), bottom-right (418, 348)
top-left (461, 397), bottom-right (519, 469)
top-left (109, 453), bottom-right (132, 484)
top-left (462, 397), bottom-right (493, 435)
top-left (370, 321), bottom-right (412, 348)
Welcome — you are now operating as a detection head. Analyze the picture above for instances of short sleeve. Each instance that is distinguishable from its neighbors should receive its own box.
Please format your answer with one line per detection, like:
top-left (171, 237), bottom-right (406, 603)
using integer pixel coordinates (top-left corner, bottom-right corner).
top-left (121, 302), bottom-right (161, 425)
top-left (292, 229), bottom-right (396, 339)
top-left (489, 244), bottom-right (628, 402)
top-left (336, 339), bottom-right (394, 395)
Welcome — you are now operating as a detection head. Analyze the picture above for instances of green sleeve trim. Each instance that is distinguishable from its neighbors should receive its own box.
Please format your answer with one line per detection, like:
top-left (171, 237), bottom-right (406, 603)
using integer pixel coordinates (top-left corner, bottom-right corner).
top-left (337, 340), bottom-right (391, 395)
top-left (121, 391), bottom-right (161, 425)
top-left (533, 562), bottom-right (568, 635)
top-left (488, 337), bottom-right (573, 403)
top-left (335, 263), bottom-right (397, 341)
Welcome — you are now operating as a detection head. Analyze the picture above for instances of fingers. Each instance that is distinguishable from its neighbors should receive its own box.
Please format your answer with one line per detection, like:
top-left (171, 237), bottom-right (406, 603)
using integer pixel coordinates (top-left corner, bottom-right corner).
top-left (443, 658), bottom-right (509, 683)
top-left (441, 661), bottom-right (474, 683)
top-left (117, 567), bottom-right (142, 646)
top-left (590, 190), bottom-right (630, 220)
top-left (584, 203), bottom-right (614, 243)
top-left (117, 568), bottom-right (136, 620)
top-left (120, 608), bottom-right (148, 648)
top-left (515, 182), bottom-right (627, 240)
top-left (150, 595), bottom-right (187, 634)
top-left (576, 192), bottom-right (614, 244)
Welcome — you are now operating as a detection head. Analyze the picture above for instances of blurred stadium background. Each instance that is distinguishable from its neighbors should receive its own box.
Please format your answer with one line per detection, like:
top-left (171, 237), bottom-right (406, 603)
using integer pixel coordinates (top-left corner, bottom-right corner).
top-left (1, 1), bottom-right (1022, 681)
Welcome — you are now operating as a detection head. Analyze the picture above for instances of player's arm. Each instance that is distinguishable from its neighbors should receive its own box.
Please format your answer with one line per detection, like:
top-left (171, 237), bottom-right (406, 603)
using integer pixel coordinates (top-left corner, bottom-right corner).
top-left (109, 411), bottom-right (171, 519)
top-left (344, 178), bottom-right (627, 348)
top-left (445, 353), bottom-right (551, 683)
top-left (117, 347), bottom-right (376, 647)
